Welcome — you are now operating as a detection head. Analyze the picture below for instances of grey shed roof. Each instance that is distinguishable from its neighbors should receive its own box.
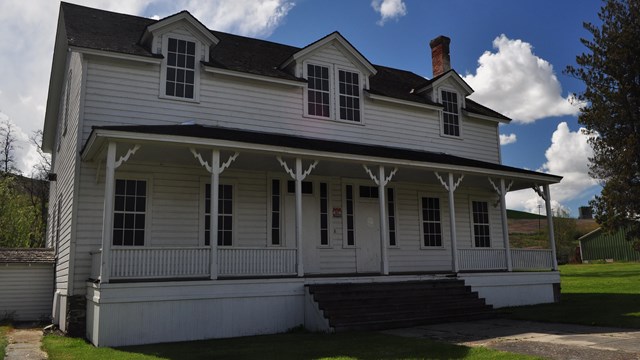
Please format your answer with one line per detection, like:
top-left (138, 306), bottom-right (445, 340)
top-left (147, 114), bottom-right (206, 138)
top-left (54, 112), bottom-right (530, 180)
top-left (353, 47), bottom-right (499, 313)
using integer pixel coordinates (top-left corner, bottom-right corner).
top-left (0, 248), bottom-right (56, 264)
top-left (59, 2), bottom-right (509, 122)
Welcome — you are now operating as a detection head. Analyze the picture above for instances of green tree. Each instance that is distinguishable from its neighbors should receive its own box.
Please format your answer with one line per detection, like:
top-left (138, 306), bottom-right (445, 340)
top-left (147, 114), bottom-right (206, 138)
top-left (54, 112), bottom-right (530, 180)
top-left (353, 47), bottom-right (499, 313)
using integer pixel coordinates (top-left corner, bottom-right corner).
top-left (0, 176), bottom-right (35, 247)
top-left (566, 0), bottom-right (640, 250)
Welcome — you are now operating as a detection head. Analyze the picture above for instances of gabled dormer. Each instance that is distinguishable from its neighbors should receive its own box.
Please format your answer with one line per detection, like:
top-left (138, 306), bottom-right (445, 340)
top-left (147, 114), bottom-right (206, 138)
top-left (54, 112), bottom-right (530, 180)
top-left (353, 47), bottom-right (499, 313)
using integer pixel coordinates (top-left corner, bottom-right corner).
top-left (413, 36), bottom-right (475, 138)
top-left (280, 32), bottom-right (377, 124)
top-left (140, 11), bottom-right (219, 102)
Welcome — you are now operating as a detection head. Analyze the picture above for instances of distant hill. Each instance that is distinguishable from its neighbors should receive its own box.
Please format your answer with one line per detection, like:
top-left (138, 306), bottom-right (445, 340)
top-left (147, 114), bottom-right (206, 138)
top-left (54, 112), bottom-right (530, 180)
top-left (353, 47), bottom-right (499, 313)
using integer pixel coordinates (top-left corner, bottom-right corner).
top-left (507, 209), bottom-right (545, 220)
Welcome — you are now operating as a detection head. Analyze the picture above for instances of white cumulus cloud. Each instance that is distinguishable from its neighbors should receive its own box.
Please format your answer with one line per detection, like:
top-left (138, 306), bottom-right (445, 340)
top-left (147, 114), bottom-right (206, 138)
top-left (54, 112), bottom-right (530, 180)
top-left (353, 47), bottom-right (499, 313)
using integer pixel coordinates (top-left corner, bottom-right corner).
top-left (0, 0), bottom-right (294, 174)
top-left (506, 122), bottom-right (599, 215)
top-left (499, 133), bottom-right (517, 145)
top-left (463, 35), bottom-right (581, 124)
top-left (371, 0), bottom-right (407, 25)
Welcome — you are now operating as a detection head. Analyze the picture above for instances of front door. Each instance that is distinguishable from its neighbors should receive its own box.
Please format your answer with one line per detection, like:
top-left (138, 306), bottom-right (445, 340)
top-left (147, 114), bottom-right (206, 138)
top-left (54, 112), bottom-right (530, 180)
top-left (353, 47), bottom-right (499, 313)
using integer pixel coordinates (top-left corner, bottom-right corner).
top-left (356, 199), bottom-right (381, 273)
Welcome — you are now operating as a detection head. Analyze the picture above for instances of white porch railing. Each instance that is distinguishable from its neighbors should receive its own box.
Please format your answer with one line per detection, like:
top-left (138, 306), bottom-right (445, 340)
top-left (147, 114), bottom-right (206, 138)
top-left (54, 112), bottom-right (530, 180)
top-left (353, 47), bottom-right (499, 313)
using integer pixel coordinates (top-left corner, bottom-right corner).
top-left (110, 247), bottom-right (210, 280)
top-left (511, 249), bottom-right (554, 270)
top-left (218, 247), bottom-right (297, 276)
top-left (458, 248), bottom-right (508, 271)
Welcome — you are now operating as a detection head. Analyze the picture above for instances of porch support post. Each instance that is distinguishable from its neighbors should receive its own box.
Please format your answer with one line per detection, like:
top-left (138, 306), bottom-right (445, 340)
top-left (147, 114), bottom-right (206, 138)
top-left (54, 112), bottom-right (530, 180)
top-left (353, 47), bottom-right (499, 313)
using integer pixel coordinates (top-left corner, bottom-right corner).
top-left (100, 142), bottom-right (116, 283)
top-left (499, 179), bottom-right (513, 271)
top-left (447, 173), bottom-right (459, 273)
top-left (377, 166), bottom-right (389, 275)
top-left (544, 184), bottom-right (559, 271)
top-left (295, 158), bottom-right (304, 277)
top-left (210, 150), bottom-right (220, 280)
top-left (276, 156), bottom-right (317, 277)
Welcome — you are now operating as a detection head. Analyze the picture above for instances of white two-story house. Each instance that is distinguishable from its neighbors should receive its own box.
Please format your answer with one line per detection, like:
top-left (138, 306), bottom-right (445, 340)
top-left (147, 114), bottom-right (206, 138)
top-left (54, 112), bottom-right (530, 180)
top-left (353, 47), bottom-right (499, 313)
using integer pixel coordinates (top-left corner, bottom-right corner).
top-left (43, 2), bottom-right (562, 347)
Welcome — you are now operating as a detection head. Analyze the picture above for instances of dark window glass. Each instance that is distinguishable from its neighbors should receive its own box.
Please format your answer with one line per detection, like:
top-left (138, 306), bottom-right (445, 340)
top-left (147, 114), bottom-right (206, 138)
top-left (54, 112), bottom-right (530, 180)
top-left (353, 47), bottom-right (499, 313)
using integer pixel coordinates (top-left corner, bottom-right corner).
top-left (287, 180), bottom-right (313, 194)
top-left (307, 64), bottom-right (330, 117)
top-left (165, 38), bottom-right (196, 99)
top-left (338, 70), bottom-right (360, 122)
top-left (346, 185), bottom-right (355, 246)
top-left (204, 184), bottom-right (233, 246)
top-left (421, 197), bottom-right (442, 247)
top-left (320, 183), bottom-right (329, 246)
top-left (359, 186), bottom-right (379, 198)
top-left (113, 179), bottom-right (146, 246)
top-left (442, 90), bottom-right (460, 136)
top-left (472, 201), bottom-right (491, 247)
top-left (387, 188), bottom-right (396, 246)
top-left (271, 179), bottom-right (281, 245)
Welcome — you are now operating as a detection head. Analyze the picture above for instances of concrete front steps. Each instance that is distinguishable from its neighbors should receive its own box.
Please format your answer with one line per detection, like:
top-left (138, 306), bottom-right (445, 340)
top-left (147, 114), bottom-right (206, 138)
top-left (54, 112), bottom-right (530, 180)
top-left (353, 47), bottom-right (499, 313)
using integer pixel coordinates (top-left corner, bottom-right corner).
top-left (306, 279), bottom-right (494, 332)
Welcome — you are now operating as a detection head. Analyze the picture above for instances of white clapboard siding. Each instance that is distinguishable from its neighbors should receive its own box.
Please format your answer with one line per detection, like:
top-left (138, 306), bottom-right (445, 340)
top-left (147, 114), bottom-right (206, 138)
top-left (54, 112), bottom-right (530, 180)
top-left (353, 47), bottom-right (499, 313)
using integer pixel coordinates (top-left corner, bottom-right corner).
top-left (81, 52), bottom-right (500, 165)
top-left (0, 264), bottom-right (54, 321)
top-left (48, 52), bottom-right (84, 294)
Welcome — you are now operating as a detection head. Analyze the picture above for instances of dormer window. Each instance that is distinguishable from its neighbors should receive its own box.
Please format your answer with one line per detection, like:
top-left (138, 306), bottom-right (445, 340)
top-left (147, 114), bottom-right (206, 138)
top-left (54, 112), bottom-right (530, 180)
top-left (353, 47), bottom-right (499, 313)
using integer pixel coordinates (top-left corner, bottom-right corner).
top-left (338, 70), bottom-right (360, 122)
top-left (165, 38), bottom-right (196, 99)
top-left (441, 90), bottom-right (460, 137)
top-left (307, 64), bottom-right (330, 117)
top-left (305, 63), bottom-right (362, 123)
top-left (159, 35), bottom-right (201, 102)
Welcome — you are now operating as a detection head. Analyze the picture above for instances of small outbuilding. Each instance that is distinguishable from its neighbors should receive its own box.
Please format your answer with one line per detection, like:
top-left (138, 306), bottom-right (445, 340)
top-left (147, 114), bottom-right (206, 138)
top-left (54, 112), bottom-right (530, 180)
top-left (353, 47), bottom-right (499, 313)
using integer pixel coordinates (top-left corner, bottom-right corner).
top-left (579, 228), bottom-right (640, 262)
top-left (0, 248), bottom-right (55, 322)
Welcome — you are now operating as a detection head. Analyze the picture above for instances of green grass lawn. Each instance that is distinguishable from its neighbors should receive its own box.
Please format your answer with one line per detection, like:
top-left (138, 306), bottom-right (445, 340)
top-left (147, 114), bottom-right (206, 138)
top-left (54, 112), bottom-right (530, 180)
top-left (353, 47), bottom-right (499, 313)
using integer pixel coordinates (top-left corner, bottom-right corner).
top-left (43, 331), bottom-right (542, 360)
top-left (503, 262), bottom-right (640, 328)
top-left (0, 325), bottom-right (11, 360)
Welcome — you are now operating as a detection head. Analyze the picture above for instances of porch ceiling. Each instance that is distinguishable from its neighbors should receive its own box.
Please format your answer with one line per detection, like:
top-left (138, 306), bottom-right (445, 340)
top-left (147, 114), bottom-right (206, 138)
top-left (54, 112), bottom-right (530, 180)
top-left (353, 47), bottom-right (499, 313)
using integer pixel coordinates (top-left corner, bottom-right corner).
top-left (81, 124), bottom-right (561, 192)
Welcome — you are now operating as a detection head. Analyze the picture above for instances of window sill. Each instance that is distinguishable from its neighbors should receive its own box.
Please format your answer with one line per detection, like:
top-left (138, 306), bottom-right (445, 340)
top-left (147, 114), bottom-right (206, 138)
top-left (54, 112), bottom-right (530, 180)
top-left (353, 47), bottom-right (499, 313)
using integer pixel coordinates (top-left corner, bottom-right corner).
top-left (303, 113), bottom-right (364, 126)
top-left (439, 133), bottom-right (464, 140)
top-left (159, 94), bottom-right (200, 104)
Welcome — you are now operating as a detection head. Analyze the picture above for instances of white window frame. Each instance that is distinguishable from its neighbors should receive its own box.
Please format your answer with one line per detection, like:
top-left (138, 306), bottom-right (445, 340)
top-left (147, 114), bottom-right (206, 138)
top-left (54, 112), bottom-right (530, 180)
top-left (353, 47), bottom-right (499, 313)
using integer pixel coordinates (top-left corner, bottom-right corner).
top-left (386, 186), bottom-right (399, 248)
top-left (418, 193), bottom-right (445, 249)
top-left (303, 61), bottom-right (364, 125)
top-left (469, 198), bottom-right (492, 248)
top-left (159, 33), bottom-right (201, 103)
top-left (334, 66), bottom-right (364, 124)
top-left (267, 176), bottom-right (285, 247)
top-left (318, 181), bottom-right (332, 248)
top-left (341, 182), bottom-right (357, 249)
top-left (199, 177), bottom-right (237, 247)
top-left (438, 86), bottom-right (463, 139)
top-left (112, 174), bottom-right (153, 247)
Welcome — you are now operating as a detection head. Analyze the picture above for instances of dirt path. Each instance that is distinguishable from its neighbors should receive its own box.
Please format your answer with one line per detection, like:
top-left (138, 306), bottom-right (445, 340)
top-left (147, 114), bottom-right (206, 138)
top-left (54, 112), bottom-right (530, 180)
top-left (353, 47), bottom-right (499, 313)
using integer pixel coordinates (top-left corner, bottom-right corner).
top-left (4, 326), bottom-right (48, 360)
top-left (385, 319), bottom-right (640, 360)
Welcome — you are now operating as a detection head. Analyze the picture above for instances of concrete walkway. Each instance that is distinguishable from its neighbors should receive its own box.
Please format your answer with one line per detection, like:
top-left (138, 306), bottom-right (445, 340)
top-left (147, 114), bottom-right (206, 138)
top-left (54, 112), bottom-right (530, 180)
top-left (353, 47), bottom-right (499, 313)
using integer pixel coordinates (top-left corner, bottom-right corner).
top-left (4, 325), bottom-right (47, 360)
top-left (384, 319), bottom-right (640, 360)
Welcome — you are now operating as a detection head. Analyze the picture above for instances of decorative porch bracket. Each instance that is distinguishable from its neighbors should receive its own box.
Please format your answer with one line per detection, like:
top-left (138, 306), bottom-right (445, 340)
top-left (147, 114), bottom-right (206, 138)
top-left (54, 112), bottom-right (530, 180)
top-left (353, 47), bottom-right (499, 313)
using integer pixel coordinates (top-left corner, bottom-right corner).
top-left (95, 144), bottom-right (141, 183)
top-left (363, 165), bottom-right (398, 275)
top-left (191, 148), bottom-right (239, 279)
top-left (533, 184), bottom-right (559, 270)
top-left (277, 157), bottom-right (318, 277)
top-left (435, 172), bottom-right (464, 273)
top-left (489, 178), bottom-right (514, 271)
top-left (100, 143), bottom-right (141, 283)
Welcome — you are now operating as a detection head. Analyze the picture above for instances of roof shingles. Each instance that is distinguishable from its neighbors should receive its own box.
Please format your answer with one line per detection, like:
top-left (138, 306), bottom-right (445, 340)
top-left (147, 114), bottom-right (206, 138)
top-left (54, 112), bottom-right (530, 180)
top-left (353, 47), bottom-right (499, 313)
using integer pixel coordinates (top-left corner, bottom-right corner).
top-left (0, 248), bottom-right (55, 264)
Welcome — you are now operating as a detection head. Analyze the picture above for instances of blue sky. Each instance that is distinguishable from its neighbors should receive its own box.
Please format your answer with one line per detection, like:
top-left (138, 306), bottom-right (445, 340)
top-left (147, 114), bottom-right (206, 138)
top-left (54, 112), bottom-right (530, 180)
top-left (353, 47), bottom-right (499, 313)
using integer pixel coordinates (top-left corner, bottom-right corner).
top-left (0, 0), bottom-right (604, 216)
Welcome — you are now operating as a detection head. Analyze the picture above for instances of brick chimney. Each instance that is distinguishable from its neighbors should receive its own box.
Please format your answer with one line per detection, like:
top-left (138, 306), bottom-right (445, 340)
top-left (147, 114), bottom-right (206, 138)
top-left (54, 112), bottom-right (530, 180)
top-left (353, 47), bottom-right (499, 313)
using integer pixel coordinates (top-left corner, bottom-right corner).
top-left (429, 35), bottom-right (451, 77)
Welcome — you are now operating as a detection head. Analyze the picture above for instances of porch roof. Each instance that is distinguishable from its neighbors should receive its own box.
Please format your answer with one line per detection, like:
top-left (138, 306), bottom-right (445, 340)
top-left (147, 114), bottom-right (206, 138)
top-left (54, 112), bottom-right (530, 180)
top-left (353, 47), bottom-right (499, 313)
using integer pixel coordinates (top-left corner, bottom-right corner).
top-left (82, 124), bottom-right (561, 186)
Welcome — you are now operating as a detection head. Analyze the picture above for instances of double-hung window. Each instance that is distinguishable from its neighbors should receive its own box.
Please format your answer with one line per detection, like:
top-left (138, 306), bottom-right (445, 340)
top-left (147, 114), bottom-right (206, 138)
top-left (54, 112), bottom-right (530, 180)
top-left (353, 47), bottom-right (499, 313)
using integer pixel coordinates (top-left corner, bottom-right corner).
top-left (472, 201), bottom-right (491, 247)
top-left (113, 179), bottom-right (146, 246)
top-left (306, 63), bottom-right (361, 122)
top-left (420, 196), bottom-right (442, 247)
top-left (441, 90), bottom-right (460, 137)
top-left (204, 184), bottom-right (233, 246)
top-left (165, 37), bottom-right (196, 99)
top-left (307, 64), bottom-right (331, 117)
top-left (338, 70), bottom-right (360, 121)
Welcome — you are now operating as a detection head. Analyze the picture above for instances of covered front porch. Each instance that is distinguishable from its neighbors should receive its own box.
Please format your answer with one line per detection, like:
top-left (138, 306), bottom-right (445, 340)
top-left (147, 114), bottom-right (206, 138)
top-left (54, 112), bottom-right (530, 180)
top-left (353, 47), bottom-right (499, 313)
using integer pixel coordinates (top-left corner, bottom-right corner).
top-left (82, 124), bottom-right (561, 283)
